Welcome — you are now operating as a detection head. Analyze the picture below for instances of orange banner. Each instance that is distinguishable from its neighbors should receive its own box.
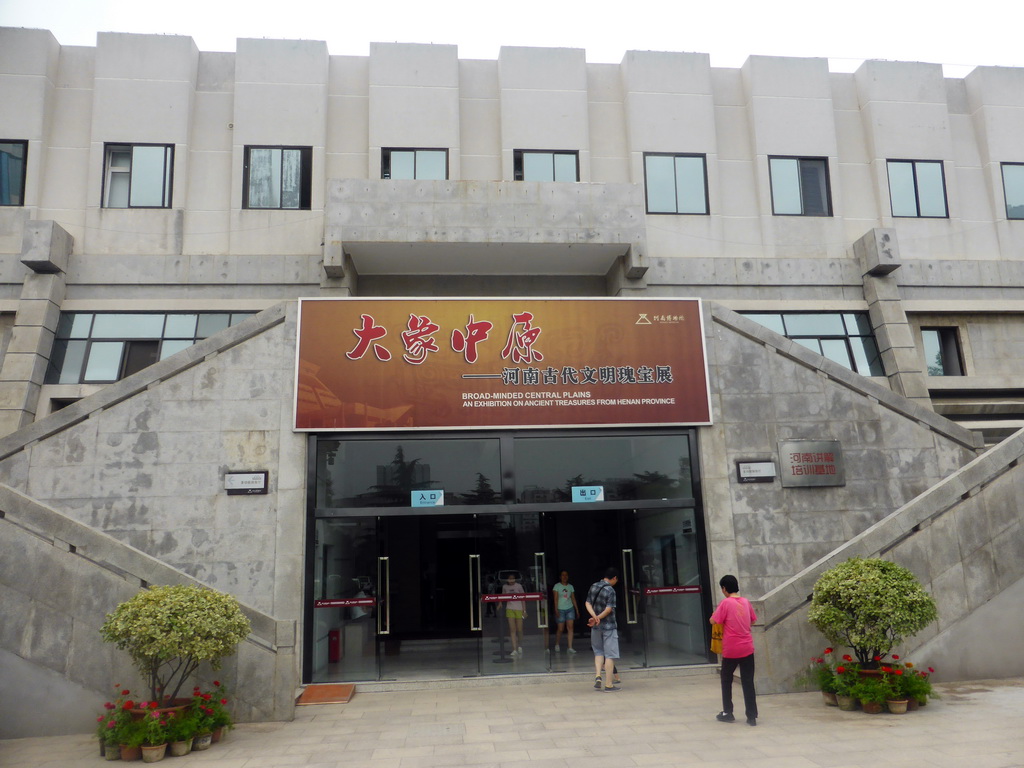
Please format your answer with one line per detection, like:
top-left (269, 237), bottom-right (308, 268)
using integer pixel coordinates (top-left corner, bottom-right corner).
top-left (294, 298), bottom-right (710, 431)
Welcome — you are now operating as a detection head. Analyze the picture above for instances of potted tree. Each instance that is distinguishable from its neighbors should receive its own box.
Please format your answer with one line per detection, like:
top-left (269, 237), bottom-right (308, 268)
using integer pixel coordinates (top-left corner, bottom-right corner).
top-left (807, 558), bottom-right (938, 667)
top-left (100, 584), bottom-right (251, 706)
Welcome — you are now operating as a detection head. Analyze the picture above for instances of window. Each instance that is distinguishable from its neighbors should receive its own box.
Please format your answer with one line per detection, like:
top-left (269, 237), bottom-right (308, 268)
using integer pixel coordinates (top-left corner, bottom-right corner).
top-left (243, 146), bottom-right (312, 210)
top-left (381, 149), bottom-right (448, 180)
top-left (45, 311), bottom-right (255, 385)
top-left (769, 156), bottom-right (831, 216)
top-left (0, 140), bottom-right (27, 206)
top-left (644, 153), bottom-right (708, 214)
top-left (887, 160), bottom-right (947, 218)
top-left (103, 144), bottom-right (173, 208)
top-left (513, 150), bottom-right (578, 182)
top-left (742, 312), bottom-right (885, 377)
top-left (1001, 163), bottom-right (1024, 220)
top-left (921, 327), bottom-right (963, 376)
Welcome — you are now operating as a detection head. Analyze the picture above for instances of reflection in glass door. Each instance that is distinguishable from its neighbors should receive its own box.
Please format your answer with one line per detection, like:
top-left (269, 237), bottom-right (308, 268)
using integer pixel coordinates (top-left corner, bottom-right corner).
top-left (633, 508), bottom-right (709, 666)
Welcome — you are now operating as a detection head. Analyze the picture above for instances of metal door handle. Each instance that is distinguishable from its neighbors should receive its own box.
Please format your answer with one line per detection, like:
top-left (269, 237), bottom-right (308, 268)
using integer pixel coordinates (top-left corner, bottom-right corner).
top-left (377, 556), bottom-right (390, 635)
top-left (621, 548), bottom-right (638, 625)
top-left (534, 551), bottom-right (548, 629)
top-left (469, 554), bottom-right (482, 631)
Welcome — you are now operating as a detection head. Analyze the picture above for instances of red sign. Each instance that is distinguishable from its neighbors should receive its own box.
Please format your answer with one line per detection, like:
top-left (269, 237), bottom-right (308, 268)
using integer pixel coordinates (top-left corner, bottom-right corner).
top-left (314, 598), bottom-right (377, 608)
top-left (294, 298), bottom-right (711, 431)
top-left (482, 592), bottom-right (545, 602)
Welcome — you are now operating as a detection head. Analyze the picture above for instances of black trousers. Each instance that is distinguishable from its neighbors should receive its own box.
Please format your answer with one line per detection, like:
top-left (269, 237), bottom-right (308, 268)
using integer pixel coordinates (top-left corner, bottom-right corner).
top-left (720, 653), bottom-right (758, 719)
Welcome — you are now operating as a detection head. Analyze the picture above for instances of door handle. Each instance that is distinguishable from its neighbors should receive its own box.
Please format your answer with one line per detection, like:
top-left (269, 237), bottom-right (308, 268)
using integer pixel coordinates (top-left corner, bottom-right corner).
top-left (469, 554), bottom-right (482, 631)
top-left (534, 551), bottom-right (548, 629)
top-left (377, 556), bottom-right (390, 635)
top-left (621, 548), bottom-right (638, 625)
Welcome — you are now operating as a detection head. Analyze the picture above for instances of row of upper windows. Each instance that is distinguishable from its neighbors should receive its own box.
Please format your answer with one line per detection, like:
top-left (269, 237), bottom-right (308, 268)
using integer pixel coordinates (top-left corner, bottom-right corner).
top-left (4, 140), bottom-right (1024, 220)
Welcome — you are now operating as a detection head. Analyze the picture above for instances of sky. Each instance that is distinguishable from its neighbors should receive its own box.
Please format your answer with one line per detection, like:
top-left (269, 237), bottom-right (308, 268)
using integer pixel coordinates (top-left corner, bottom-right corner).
top-left (1, 0), bottom-right (1022, 77)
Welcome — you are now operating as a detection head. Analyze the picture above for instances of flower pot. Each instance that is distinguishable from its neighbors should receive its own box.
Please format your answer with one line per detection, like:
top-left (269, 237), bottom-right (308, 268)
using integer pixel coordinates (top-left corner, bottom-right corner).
top-left (104, 743), bottom-right (122, 760)
top-left (192, 732), bottom-right (213, 751)
top-left (169, 740), bottom-right (192, 756)
top-left (119, 744), bottom-right (142, 761)
top-left (140, 743), bottom-right (167, 763)
top-left (907, 698), bottom-right (920, 711)
top-left (822, 691), bottom-right (838, 707)
top-left (886, 699), bottom-right (909, 714)
top-left (860, 700), bottom-right (884, 714)
top-left (836, 694), bottom-right (858, 711)
top-left (211, 726), bottom-right (224, 743)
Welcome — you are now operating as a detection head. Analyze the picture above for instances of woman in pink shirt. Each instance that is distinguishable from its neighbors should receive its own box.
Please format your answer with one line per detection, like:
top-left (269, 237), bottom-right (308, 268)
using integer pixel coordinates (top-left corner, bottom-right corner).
top-left (709, 574), bottom-right (758, 726)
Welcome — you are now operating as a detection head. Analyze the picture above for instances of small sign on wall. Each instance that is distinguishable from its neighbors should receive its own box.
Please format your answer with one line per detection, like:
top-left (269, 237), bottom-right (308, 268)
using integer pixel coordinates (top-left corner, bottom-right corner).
top-left (224, 471), bottom-right (269, 495)
top-left (412, 490), bottom-right (444, 507)
top-left (736, 461), bottom-right (776, 484)
top-left (778, 440), bottom-right (845, 487)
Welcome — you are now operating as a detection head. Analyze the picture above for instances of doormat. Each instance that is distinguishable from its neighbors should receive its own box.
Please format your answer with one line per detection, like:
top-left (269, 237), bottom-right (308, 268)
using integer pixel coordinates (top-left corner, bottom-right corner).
top-left (296, 684), bottom-right (356, 705)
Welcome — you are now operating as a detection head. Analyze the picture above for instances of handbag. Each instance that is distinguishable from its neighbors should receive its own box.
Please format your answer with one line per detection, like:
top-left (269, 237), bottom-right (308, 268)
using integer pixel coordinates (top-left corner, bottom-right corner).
top-left (710, 622), bottom-right (724, 655)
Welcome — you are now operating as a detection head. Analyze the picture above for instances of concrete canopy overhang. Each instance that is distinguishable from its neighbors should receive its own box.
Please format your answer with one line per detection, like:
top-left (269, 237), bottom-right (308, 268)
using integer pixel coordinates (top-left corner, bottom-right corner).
top-left (324, 178), bottom-right (648, 279)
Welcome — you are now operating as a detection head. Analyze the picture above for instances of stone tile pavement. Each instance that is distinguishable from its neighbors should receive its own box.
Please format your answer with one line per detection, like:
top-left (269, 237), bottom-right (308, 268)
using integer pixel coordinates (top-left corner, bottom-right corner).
top-left (2, 673), bottom-right (1022, 768)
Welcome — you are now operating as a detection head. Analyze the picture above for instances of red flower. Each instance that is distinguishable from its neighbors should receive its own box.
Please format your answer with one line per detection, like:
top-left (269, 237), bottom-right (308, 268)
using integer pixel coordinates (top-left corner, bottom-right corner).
top-left (122, 701), bottom-right (135, 710)
top-left (891, 654), bottom-right (900, 660)
top-left (104, 702), bottom-right (114, 710)
top-left (842, 655), bottom-right (852, 662)
top-left (928, 667), bottom-right (935, 673)
top-left (107, 721), bottom-right (116, 729)
top-left (213, 681), bottom-right (221, 687)
top-left (148, 701), bottom-right (159, 710)
top-left (202, 693), bottom-right (212, 701)
top-left (824, 647), bottom-right (833, 654)
top-left (873, 655), bottom-right (881, 661)
top-left (97, 716), bottom-right (104, 723)
top-left (220, 699), bottom-right (228, 706)
top-left (836, 666), bottom-right (845, 674)
top-left (193, 687), bottom-right (201, 695)
top-left (121, 689), bottom-right (131, 696)
top-left (882, 666), bottom-right (892, 673)
top-left (895, 669), bottom-right (903, 675)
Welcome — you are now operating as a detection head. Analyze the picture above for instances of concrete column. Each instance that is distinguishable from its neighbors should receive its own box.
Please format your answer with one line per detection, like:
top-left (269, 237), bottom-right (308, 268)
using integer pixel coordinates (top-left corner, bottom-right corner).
top-left (0, 221), bottom-right (71, 436)
top-left (855, 228), bottom-right (931, 405)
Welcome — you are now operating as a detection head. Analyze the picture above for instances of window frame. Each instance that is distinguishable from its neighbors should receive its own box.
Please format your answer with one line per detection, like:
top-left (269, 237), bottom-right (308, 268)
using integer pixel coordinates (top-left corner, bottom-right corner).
top-left (513, 150), bottom-right (579, 182)
top-left (642, 152), bottom-right (709, 215)
top-left (381, 148), bottom-right (449, 180)
top-left (741, 311), bottom-right (884, 377)
top-left (886, 159), bottom-right (948, 218)
top-left (1000, 162), bottom-right (1024, 220)
top-left (102, 143), bottom-right (174, 209)
top-left (0, 139), bottom-right (28, 206)
top-left (242, 145), bottom-right (313, 210)
top-left (921, 327), bottom-right (964, 376)
top-left (767, 155), bottom-right (832, 217)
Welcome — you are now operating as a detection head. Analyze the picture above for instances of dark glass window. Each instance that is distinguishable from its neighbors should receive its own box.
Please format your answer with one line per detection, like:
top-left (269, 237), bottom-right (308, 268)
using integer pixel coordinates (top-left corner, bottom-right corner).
top-left (513, 150), bottom-right (578, 182)
top-left (45, 311), bottom-right (255, 384)
top-left (103, 144), bottom-right (173, 208)
top-left (0, 140), bottom-right (27, 206)
top-left (382, 149), bottom-right (448, 180)
top-left (513, 434), bottom-right (693, 503)
top-left (887, 160), bottom-right (947, 218)
top-left (315, 439), bottom-right (502, 508)
top-left (769, 156), bottom-right (831, 216)
top-left (742, 312), bottom-right (885, 377)
top-left (644, 153), bottom-right (708, 214)
top-left (243, 146), bottom-right (312, 209)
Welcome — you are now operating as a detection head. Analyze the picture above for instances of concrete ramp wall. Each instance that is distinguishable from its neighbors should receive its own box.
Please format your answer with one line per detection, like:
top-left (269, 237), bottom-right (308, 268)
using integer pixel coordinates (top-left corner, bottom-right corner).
top-left (754, 428), bottom-right (1024, 693)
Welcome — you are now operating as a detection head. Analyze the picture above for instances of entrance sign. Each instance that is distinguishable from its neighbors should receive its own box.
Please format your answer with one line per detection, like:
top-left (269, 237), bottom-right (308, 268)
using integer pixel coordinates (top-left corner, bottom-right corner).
top-left (778, 440), bottom-right (845, 487)
top-left (411, 490), bottom-right (444, 507)
top-left (295, 298), bottom-right (711, 430)
top-left (572, 485), bottom-right (605, 502)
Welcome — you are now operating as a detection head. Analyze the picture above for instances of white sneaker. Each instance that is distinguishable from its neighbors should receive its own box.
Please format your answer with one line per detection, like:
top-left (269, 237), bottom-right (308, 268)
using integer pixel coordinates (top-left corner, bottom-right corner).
top-left (554, 645), bottom-right (561, 652)
top-left (567, 647), bottom-right (577, 654)
top-left (517, 647), bottom-right (523, 655)
top-left (509, 649), bottom-right (518, 657)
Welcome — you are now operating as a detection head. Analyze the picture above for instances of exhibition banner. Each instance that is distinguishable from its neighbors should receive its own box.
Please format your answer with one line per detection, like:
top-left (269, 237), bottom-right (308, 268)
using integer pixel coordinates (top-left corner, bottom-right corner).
top-left (294, 298), bottom-right (711, 431)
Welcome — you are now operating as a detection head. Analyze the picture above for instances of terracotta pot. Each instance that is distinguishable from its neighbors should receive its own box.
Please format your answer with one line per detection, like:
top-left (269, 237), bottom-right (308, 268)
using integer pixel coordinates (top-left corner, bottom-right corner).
top-left (119, 744), bottom-right (142, 761)
top-left (886, 699), bottom-right (909, 714)
top-left (140, 743), bottom-right (167, 763)
top-left (860, 700), bottom-right (884, 714)
top-left (907, 698), bottom-right (920, 711)
top-left (822, 691), bottom-right (838, 707)
top-left (211, 726), bottom-right (224, 743)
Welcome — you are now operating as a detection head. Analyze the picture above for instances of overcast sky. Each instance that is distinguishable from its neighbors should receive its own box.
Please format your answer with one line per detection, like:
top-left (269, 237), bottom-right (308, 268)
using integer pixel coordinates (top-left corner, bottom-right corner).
top-left (1, 0), bottom-right (1022, 76)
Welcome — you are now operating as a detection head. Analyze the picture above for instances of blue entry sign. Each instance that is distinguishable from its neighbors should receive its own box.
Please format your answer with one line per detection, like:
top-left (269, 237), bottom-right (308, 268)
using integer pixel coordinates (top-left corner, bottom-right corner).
top-left (412, 490), bottom-right (444, 507)
top-left (572, 486), bottom-right (605, 503)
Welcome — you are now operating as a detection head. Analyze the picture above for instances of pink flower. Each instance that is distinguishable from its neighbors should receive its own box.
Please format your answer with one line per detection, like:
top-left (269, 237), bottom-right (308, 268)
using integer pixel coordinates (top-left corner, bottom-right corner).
top-left (107, 721), bottom-right (116, 729)
top-left (97, 716), bottom-right (104, 723)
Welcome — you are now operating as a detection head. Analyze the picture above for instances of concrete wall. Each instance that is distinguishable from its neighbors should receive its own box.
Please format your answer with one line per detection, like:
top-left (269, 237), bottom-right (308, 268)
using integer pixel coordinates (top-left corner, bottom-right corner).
top-left (703, 305), bottom-right (981, 599)
top-left (753, 427), bottom-right (1024, 694)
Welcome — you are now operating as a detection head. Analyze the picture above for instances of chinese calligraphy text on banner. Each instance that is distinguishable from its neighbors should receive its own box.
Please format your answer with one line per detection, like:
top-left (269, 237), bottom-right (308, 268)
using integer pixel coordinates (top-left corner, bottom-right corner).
top-left (294, 298), bottom-right (711, 431)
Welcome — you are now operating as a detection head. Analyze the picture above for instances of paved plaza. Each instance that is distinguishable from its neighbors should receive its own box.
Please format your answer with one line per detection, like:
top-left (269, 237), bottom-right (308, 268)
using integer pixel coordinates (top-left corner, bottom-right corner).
top-left (2, 673), bottom-right (1022, 768)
